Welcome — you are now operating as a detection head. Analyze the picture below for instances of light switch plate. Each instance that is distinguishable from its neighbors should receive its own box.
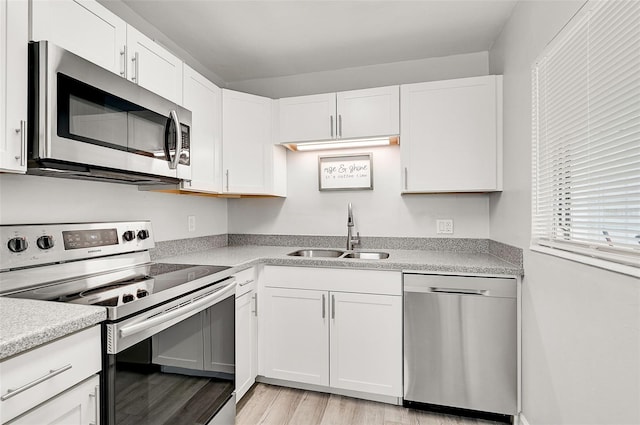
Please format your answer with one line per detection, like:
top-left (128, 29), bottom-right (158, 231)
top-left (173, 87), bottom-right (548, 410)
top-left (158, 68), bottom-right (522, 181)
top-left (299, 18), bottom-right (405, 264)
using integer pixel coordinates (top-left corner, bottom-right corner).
top-left (188, 215), bottom-right (196, 232)
top-left (436, 219), bottom-right (454, 234)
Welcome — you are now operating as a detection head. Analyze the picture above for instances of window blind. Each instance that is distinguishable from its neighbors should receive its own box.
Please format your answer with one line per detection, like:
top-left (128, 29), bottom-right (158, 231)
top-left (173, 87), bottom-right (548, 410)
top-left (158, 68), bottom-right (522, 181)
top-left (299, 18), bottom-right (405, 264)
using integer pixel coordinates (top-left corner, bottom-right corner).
top-left (532, 0), bottom-right (640, 268)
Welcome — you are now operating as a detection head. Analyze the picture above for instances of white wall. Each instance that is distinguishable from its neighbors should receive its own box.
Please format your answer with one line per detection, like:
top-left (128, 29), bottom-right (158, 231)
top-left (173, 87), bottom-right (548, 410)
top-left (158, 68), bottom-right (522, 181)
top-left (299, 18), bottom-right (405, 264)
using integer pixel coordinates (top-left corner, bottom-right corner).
top-left (226, 51), bottom-right (489, 98)
top-left (228, 146), bottom-right (490, 238)
top-left (489, 2), bottom-right (640, 424)
top-left (0, 174), bottom-right (228, 242)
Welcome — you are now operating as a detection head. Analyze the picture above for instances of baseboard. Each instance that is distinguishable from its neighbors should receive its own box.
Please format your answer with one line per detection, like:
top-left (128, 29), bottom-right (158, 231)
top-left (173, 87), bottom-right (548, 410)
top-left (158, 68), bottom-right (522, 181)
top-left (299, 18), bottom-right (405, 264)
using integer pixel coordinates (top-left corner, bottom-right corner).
top-left (518, 412), bottom-right (531, 425)
top-left (256, 376), bottom-right (402, 405)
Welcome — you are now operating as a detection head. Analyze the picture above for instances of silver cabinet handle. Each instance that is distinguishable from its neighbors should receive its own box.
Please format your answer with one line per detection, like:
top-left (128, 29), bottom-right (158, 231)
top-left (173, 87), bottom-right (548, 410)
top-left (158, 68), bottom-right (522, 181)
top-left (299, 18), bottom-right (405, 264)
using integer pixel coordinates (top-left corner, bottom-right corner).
top-left (119, 46), bottom-right (127, 77)
top-left (322, 294), bottom-right (326, 318)
top-left (225, 169), bottom-right (230, 191)
top-left (1, 364), bottom-right (73, 401)
top-left (404, 167), bottom-right (408, 190)
top-left (253, 293), bottom-right (258, 317)
top-left (89, 384), bottom-right (100, 425)
top-left (330, 115), bottom-right (334, 139)
top-left (238, 279), bottom-right (254, 287)
top-left (168, 110), bottom-right (181, 170)
top-left (331, 294), bottom-right (335, 319)
top-left (14, 120), bottom-right (26, 166)
top-left (131, 52), bottom-right (139, 83)
top-left (338, 114), bottom-right (342, 138)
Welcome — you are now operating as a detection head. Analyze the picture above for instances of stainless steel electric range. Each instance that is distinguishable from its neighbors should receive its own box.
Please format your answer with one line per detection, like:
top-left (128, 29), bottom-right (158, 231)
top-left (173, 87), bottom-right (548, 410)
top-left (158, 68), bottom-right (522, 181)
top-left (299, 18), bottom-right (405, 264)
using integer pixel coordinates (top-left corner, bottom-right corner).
top-left (0, 221), bottom-right (237, 425)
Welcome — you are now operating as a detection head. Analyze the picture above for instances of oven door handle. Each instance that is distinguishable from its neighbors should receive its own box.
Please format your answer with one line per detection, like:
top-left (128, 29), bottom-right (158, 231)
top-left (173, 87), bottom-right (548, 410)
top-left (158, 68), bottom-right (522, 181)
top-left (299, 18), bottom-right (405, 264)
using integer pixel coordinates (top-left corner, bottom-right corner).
top-left (119, 281), bottom-right (236, 339)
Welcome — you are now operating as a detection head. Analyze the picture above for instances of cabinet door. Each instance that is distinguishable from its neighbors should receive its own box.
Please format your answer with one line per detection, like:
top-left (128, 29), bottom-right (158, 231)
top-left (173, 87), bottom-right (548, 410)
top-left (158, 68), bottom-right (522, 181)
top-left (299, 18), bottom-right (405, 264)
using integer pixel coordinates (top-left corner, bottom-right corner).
top-left (151, 313), bottom-right (204, 370)
top-left (127, 26), bottom-right (183, 104)
top-left (278, 93), bottom-right (336, 143)
top-left (222, 89), bottom-right (273, 194)
top-left (31, 0), bottom-right (126, 76)
top-left (330, 292), bottom-right (402, 397)
top-left (8, 375), bottom-right (100, 425)
top-left (337, 86), bottom-right (399, 139)
top-left (262, 287), bottom-right (329, 386)
top-left (235, 290), bottom-right (254, 401)
top-left (400, 76), bottom-right (502, 192)
top-left (0, 0), bottom-right (27, 173)
top-left (182, 65), bottom-right (222, 193)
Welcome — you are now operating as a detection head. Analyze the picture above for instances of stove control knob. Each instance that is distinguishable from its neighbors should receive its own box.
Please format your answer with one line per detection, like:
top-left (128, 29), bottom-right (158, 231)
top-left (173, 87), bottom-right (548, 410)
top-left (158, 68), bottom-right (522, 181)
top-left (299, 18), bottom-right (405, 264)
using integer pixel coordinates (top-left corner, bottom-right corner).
top-left (37, 235), bottom-right (54, 250)
top-left (7, 237), bottom-right (28, 253)
top-left (137, 229), bottom-right (150, 240)
top-left (122, 294), bottom-right (135, 303)
top-left (137, 289), bottom-right (149, 298)
top-left (122, 231), bottom-right (135, 242)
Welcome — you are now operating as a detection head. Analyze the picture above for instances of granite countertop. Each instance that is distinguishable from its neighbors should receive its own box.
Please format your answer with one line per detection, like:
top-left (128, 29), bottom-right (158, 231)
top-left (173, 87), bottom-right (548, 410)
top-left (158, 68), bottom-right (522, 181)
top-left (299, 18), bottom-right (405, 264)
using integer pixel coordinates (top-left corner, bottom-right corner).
top-left (160, 245), bottom-right (524, 276)
top-left (0, 298), bottom-right (106, 361)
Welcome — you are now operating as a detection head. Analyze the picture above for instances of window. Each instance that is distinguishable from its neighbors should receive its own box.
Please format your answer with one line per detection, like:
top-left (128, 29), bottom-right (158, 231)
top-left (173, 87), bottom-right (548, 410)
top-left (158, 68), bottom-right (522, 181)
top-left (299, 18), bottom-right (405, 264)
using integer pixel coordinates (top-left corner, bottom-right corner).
top-left (531, 0), bottom-right (640, 273)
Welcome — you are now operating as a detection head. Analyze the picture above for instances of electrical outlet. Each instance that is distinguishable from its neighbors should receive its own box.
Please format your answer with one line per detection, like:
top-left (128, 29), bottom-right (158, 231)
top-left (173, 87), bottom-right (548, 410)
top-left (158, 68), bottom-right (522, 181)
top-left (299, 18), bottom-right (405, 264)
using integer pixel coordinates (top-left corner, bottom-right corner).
top-left (188, 215), bottom-right (196, 232)
top-left (436, 219), bottom-right (454, 234)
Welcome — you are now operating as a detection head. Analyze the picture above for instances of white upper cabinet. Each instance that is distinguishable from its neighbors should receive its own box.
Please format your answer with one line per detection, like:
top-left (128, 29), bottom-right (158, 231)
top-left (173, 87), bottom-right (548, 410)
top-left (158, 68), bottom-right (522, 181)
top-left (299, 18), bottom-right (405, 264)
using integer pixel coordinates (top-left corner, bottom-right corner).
top-left (278, 93), bottom-right (335, 143)
top-left (336, 86), bottom-right (400, 139)
top-left (181, 65), bottom-right (222, 193)
top-left (126, 26), bottom-right (183, 105)
top-left (278, 86), bottom-right (399, 143)
top-left (400, 75), bottom-right (503, 193)
top-left (222, 89), bottom-right (286, 196)
top-left (31, 0), bottom-right (183, 104)
top-left (0, 0), bottom-right (28, 173)
top-left (31, 0), bottom-right (127, 76)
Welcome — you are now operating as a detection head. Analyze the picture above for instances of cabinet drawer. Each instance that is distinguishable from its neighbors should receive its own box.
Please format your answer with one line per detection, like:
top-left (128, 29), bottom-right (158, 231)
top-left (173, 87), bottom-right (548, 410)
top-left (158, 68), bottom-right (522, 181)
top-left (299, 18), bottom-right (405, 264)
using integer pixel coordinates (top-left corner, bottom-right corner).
top-left (235, 267), bottom-right (256, 298)
top-left (262, 266), bottom-right (401, 295)
top-left (8, 375), bottom-right (100, 425)
top-left (0, 326), bottom-right (101, 423)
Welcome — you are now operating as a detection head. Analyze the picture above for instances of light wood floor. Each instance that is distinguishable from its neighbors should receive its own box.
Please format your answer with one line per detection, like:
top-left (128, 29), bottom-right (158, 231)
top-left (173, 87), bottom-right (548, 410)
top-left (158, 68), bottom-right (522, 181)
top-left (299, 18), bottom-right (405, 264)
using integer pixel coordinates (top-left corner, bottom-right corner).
top-left (236, 384), bottom-right (503, 425)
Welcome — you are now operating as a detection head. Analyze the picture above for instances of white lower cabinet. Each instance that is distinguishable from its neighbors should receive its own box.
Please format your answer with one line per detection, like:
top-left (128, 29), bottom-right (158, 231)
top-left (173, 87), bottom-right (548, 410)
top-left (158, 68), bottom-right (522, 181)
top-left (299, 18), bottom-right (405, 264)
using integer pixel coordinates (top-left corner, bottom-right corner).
top-left (7, 375), bottom-right (100, 425)
top-left (0, 326), bottom-right (102, 424)
top-left (330, 292), bottom-right (402, 396)
top-left (235, 268), bottom-right (258, 401)
top-left (260, 266), bottom-right (402, 398)
top-left (262, 287), bottom-right (329, 386)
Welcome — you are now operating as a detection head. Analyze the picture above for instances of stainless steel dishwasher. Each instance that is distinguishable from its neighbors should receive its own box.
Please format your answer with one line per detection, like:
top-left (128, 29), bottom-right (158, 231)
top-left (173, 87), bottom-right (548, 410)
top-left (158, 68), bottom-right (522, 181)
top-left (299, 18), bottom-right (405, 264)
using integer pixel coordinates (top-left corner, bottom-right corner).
top-left (403, 273), bottom-right (517, 418)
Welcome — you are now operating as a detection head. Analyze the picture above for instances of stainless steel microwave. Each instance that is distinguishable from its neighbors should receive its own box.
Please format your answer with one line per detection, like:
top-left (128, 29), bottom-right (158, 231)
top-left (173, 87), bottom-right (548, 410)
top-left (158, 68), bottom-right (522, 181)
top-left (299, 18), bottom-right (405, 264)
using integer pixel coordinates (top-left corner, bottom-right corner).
top-left (28, 41), bottom-right (191, 185)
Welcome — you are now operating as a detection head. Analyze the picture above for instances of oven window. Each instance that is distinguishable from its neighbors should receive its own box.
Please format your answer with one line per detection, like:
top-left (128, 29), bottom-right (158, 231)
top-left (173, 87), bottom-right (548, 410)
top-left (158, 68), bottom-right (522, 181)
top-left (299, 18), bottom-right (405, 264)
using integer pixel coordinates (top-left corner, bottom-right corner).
top-left (57, 73), bottom-right (171, 161)
top-left (106, 296), bottom-right (235, 425)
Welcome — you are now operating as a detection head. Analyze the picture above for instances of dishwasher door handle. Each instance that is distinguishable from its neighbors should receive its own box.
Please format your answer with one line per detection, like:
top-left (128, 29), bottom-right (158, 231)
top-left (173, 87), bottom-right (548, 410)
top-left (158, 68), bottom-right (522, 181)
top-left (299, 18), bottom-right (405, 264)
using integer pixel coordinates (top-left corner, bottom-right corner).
top-left (429, 287), bottom-right (488, 296)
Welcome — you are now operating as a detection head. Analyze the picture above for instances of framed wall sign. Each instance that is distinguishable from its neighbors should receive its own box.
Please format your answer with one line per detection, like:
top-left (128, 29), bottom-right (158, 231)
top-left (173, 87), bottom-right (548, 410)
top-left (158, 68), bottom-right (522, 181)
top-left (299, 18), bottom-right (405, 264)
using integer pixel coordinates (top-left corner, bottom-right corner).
top-left (318, 153), bottom-right (373, 191)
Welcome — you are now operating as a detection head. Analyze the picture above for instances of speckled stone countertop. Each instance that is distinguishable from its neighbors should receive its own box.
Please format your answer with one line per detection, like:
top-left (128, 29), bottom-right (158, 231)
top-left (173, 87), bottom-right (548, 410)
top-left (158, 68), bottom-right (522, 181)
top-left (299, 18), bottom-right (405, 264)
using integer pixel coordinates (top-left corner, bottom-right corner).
top-left (0, 298), bottom-right (106, 361)
top-left (160, 245), bottom-right (524, 276)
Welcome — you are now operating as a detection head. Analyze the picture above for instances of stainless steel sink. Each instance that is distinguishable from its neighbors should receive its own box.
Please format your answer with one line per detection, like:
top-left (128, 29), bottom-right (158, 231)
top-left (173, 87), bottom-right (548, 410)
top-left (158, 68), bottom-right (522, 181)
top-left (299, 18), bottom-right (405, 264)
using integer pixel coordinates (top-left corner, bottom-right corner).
top-left (287, 249), bottom-right (345, 258)
top-left (342, 251), bottom-right (389, 259)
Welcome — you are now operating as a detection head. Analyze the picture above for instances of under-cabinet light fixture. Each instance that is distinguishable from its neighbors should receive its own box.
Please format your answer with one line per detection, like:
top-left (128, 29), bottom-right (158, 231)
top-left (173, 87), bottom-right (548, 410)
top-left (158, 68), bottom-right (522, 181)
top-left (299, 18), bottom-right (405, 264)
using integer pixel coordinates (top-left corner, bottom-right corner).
top-left (282, 136), bottom-right (399, 152)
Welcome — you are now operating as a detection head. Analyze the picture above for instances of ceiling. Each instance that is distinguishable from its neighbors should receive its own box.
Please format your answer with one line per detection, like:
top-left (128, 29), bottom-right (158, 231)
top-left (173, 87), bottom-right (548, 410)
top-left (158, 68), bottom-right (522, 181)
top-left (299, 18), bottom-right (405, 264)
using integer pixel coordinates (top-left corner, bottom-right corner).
top-left (121, 0), bottom-right (518, 83)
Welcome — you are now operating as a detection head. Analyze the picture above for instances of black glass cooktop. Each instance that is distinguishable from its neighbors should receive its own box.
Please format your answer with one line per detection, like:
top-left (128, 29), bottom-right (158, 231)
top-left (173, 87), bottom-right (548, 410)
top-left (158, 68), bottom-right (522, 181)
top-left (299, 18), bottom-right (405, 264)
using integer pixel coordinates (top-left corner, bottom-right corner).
top-left (6, 263), bottom-right (231, 310)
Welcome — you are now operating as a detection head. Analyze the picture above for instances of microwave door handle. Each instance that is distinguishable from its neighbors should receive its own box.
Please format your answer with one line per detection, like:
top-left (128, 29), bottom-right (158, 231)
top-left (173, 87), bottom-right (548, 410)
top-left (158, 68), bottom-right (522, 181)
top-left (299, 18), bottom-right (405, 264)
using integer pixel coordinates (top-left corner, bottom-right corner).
top-left (168, 110), bottom-right (182, 170)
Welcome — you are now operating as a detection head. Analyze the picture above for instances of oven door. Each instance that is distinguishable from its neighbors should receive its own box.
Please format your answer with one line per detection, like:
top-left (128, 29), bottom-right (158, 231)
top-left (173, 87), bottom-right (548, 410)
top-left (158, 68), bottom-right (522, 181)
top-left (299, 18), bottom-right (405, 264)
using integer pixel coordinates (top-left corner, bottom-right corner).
top-left (104, 278), bottom-right (235, 425)
top-left (30, 41), bottom-right (191, 180)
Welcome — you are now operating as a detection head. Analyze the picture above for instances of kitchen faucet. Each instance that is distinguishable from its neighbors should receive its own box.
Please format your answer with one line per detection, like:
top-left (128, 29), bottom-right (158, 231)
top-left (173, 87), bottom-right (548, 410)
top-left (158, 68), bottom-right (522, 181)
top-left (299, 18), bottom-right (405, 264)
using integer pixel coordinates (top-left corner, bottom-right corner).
top-left (346, 203), bottom-right (360, 250)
